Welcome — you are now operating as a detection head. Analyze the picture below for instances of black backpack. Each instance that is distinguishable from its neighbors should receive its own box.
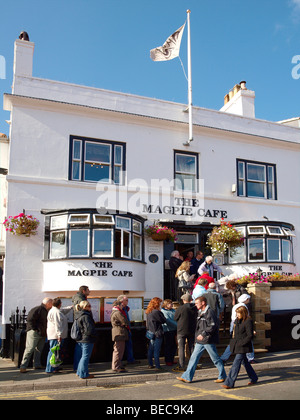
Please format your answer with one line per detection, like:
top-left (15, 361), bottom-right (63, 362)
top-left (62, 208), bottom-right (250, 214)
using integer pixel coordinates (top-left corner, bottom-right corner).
top-left (70, 319), bottom-right (82, 341)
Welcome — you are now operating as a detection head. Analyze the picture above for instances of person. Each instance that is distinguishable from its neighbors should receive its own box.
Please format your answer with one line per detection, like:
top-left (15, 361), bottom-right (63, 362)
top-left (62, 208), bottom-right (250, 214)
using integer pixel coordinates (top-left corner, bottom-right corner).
top-left (224, 280), bottom-right (247, 307)
top-left (192, 277), bottom-right (208, 301)
top-left (74, 300), bottom-right (96, 379)
top-left (194, 272), bottom-right (215, 290)
top-left (190, 251), bottom-right (205, 276)
top-left (45, 298), bottom-right (73, 373)
top-left (198, 256), bottom-right (224, 278)
top-left (203, 283), bottom-right (225, 318)
top-left (161, 299), bottom-right (177, 366)
top-left (176, 261), bottom-right (195, 296)
top-left (20, 298), bottom-right (53, 373)
top-left (185, 251), bottom-right (194, 262)
top-left (176, 296), bottom-right (226, 384)
top-left (221, 306), bottom-right (258, 389)
top-left (111, 298), bottom-right (130, 373)
top-left (169, 250), bottom-right (183, 301)
top-left (145, 297), bottom-right (167, 370)
top-left (72, 285), bottom-right (90, 307)
top-left (173, 294), bottom-right (197, 372)
top-left (117, 294), bottom-right (139, 365)
top-left (221, 294), bottom-right (255, 364)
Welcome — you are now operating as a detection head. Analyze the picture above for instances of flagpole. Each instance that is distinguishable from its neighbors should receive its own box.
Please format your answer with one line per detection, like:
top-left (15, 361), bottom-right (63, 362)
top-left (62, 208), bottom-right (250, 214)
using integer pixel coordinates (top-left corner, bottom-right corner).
top-left (185, 9), bottom-right (193, 146)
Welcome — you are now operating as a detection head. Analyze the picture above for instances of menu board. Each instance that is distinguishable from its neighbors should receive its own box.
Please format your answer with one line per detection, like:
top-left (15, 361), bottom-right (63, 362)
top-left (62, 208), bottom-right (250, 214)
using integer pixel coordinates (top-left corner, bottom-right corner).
top-left (103, 297), bottom-right (144, 323)
top-left (59, 297), bottom-right (101, 323)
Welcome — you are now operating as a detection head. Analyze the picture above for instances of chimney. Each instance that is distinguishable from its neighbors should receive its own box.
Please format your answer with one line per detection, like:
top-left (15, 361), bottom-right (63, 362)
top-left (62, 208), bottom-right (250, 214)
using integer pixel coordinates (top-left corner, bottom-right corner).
top-left (13, 33), bottom-right (34, 93)
top-left (220, 81), bottom-right (255, 118)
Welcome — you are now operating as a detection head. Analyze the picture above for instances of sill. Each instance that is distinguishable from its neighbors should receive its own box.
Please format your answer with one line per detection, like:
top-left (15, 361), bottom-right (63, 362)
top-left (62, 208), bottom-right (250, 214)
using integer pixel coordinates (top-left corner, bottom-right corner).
top-left (42, 257), bottom-right (146, 264)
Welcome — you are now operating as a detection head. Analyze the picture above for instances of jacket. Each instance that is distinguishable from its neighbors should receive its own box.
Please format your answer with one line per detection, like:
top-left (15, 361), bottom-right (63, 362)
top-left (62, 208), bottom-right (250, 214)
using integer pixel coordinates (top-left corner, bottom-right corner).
top-left (110, 307), bottom-right (130, 342)
top-left (161, 308), bottom-right (177, 332)
top-left (230, 318), bottom-right (254, 354)
top-left (202, 289), bottom-right (225, 317)
top-left (174, 303), bottom-right (197, 336)
top-left (195, 305), bottom-right (219, 345)
top-left (146, 309), bottom-right (167, 338)
top-left (75, 310), bottom-right (96, 343)
top-left (177, 269), bottom-right (193, 288)
top-left (169, 256), bottom-right (183, 273)
top-left (72, 292), bottom-right (87, 306)
top-left (192, 285), bottom-right (206, 301)
top-left (26, 304), bottom-right (48, 337)
top-left (47, 306), bottom-right (73, 340)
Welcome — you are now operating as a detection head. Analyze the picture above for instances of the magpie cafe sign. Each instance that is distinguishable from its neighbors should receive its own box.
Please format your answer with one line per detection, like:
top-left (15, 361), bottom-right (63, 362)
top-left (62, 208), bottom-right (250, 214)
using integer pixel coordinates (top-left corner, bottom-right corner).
top-left (42, 260), bottom-right (145, 292)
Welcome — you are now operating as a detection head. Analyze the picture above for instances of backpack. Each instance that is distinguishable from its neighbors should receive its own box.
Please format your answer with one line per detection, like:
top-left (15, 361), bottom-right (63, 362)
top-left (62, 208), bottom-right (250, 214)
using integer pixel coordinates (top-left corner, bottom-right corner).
top-left (70, 319), bottom-right (82, 341)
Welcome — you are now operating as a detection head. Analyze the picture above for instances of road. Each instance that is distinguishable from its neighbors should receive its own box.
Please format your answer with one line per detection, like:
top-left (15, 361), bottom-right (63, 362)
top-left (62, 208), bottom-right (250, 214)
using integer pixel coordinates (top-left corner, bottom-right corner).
top-left (0, 367), bottom-right (299, 403)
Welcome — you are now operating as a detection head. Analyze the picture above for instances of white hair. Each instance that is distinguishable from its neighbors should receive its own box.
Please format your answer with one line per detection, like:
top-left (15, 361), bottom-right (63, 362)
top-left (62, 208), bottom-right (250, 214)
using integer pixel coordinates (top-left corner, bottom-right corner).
top-left (205, 256), bottom-right (213, 263)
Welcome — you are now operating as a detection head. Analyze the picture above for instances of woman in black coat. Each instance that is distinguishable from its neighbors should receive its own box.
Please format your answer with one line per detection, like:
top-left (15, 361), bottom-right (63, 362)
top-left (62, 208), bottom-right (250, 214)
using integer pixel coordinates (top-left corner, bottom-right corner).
top-left (221, 306), bottom-right (258, 389)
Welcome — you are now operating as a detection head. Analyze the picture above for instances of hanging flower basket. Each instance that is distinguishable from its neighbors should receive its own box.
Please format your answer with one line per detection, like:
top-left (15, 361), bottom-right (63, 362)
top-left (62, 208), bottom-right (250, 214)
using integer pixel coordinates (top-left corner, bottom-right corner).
top-left (206, 219), bottom-right (244, 255)
top-left (145, 223), bottom-right (177, 243)
top-left (3, 213), bottom-right (39, 237)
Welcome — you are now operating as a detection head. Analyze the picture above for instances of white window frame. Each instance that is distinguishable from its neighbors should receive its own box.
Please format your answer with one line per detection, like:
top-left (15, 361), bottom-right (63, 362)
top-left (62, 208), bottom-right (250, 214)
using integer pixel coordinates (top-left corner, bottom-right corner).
top-left (132, 220), bottom-right (142, 234)
top-left (246, 163), bottom-right (267, 199)
top-left (50, 215), bottom-right (68, 230)
top-left (72, 139), bottom-right (82, 181)
top-left (121, 230), bottom-right (131, 259)
top-left (93, 214), bottom-right (115, 225)
top-left (132, 233), bottom-right (142, 261)
top-left (50, 230), bottom-right (67, 259)
top-left (176, 232), bottom-right (199, 244)
top-left (174, 152), bottom-right (197, 193)
top-left (69, 229), bottom-right (90, 257)
top-left (282, 227), bottom-right (296, 237)
top-left (267, 238), bottom-right (281, 262)
top-left (248, 237), bottom-right (265, 262)
top-left (247, 226), bottom-right (266, 235)
top-left (68, 214), bottom-right (90, 225)
top-left (266, 226), bottom-right (284, 236)
top-left (116, 216), bottom-right (131, 231)
top-left (92, 229), bottom-right (114, 257)
top-left (282, 239), bottom-right (292, 262)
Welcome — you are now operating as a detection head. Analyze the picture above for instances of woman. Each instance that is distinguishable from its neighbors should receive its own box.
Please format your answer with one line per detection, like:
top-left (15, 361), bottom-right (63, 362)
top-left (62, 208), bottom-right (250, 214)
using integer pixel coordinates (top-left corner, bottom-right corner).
top-left (45, 298), bottom-right (73, 373)
top-left (198, 256), bottom-right (224, 278)
top-left (74, 300), bottom-right (96, 379)
top-left (221, 306), bottom-right (258, 389)
top-left (175, 261), bottom-right (195, 295)
top-left (110, 299), bottom-right (130, 373)
top-left (161, 299), bottom-right (177, 366)
top-left (145, 297), bottom-right (167, 370)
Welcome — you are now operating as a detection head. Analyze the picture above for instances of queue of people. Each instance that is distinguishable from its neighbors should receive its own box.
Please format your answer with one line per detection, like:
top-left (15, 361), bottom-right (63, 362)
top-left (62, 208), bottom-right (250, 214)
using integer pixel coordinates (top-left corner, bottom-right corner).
top-left (18, 270), bottom-right (258, 389)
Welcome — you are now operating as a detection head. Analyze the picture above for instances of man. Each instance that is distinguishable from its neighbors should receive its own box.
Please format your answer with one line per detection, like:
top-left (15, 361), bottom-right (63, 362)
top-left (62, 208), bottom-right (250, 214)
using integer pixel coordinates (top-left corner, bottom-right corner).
top-left (20, 297), bottom-right (53, 373)
top-left (173, 294), bottom-right (197, 372)
top-left (190, 251), bottom-right (204, 276)
top-left (192, 278), bottom-right (208, 301)
top-left (72, 285), bottom-right (90, 307)
top-left (176, 296), bottom-right (226, 384)
top-left (169, 250), bottom-right (183, 301)
top-left (117, 294), bottom-right (139, 365)
top-left (203, 283), bottom-right (225, 318)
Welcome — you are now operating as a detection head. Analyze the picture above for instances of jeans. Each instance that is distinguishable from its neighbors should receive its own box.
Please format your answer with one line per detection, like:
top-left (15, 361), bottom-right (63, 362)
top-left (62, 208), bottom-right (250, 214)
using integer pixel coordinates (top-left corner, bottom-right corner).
top-left (125, 332), bottom-right (135, 363)
top-left (147, 337), bottom-right (163, 368)
top-left (73, 342), bottom-right (82, 371)
top-left (181, 342), bottom-right (226, 382)
top-left (221, 342), bottom-right (255, 362)
top-left (20, 330), bottom-right (45, 369)
top-left (224, 353), bottom-right (258, 388)
top-left (177, 334), bottom-right (195, 368)
top-left (45, 339), bottom-right (64, 373)
top-left (76, 342), bottom-right (94, 379)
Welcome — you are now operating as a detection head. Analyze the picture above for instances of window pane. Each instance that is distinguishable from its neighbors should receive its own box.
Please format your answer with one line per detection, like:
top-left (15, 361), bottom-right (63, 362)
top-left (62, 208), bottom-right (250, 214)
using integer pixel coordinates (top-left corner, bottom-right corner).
top-left (85, 143), bottom-right (110, 163)
top-left (248, 238), bottom-right (264, 261)
top-left (115, 146), bottom-right (122, 165)
top-left (238, 180), bottom-right (245, 196)
top-left (268, 166), bottom-right (274, 182)
top-left (282, 240), bottom-right (292, 262)
top-left (116, 217), bottom-right (131, 230)
top-left (247, 181), bottom-right (265, 198)
top-left (133, 234), bottom-right (142, 260)
top-left (51, 215), bottom-right (68, 230)
top-left (175, 174), bottom-right (196, 192)
top-left (72, 161), bottom-right (81, 180)
top-left (247, 164), bottom-right (265, 181)
top-left (176, 154), bottom-right (196, 174)
top-left (84, 162), bottom-right (110, 182)
top-left (238, 161), bottom-right (245, 179)
top-left (73, 140), bottom-right (81, 160)
top-left (68, 214), bottom-right (90, 224)
top-left (93, 230), bottom-right (113, 256)
top-left (123, 231), bottom-right (130, 258)
top-left (50, 231), bottom-right (66, 259)
top-left (268, 183), bottom-right (274, 199)
top-left (229, 244), bottom-right (246, 263)
top-left (114, 165), bottom-right (121, 184)
top-left (267, 239), bottom-right (280, 261)
top-left (70, 230), bottom-right (89, 256)
top-left (132, 220), bottom-right (142, 234)
top-left (176, 233), bottom-right (198, 243)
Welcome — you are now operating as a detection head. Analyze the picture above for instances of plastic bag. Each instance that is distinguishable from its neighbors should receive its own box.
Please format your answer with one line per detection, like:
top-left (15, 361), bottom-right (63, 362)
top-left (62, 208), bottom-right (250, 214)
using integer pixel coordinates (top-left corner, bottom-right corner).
top-left (49, 344), bottom-right (63, 367)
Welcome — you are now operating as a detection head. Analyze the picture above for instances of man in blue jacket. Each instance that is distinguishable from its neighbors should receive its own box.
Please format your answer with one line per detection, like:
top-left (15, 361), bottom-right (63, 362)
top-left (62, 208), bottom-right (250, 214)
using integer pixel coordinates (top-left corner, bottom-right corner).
top-left (176, 296), bottom-right (226, 384)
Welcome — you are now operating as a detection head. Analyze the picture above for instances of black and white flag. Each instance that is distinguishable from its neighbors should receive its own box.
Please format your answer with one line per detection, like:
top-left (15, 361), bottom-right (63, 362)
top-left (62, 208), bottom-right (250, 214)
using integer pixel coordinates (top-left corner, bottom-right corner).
top-left (150, 23), bottom-right (185, 61)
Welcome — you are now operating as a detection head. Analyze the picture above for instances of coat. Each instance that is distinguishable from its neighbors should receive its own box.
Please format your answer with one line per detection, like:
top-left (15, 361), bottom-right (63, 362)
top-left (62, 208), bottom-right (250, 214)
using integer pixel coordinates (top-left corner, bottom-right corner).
top-left (146, 309), bottom-right (167, 338)
top-left (26, 304), bottom-right (48, 337)
top-left (161, 308), bottom-right (177, 332)
top-left (230, 318), bottom-right (254, 354)
top-left (195, 305), bottom-right (219, 345)
top-left (74, 310), bottom-right (96, 343)
top-left (47, 306), bottom-right (73, 340)
top-left (174, 303), bottom-right (197, 336)
top-left (110, 307), bottom-right (130, 342)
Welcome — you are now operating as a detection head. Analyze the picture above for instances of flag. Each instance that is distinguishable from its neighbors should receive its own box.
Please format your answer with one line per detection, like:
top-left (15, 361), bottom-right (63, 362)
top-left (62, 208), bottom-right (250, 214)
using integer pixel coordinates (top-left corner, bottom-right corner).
top-left (150, 23), bottom-right (185, 62)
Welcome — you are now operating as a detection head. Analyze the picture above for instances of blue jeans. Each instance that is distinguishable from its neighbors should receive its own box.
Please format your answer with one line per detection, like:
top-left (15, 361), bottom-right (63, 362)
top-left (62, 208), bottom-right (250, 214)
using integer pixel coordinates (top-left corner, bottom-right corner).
top-left (147, 337), bottom-right (163, 368)
top-left (125, 332), bottom-right (135, 363)
top-left (224, 353), bottom-right (258, 388)
top-left (221, 342), bottom-right (255, 362)
top-left (45, 339), bottom-right (64, 373)
top-left (181, 342), bottom-right (226, 382)
top-left (76, 342), bottom-right (94, 379)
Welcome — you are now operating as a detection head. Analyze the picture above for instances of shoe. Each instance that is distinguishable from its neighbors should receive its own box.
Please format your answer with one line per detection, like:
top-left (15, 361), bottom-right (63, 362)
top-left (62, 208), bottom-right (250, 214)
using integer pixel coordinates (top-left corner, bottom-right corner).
top-left (214, 379), bottom-right (225, 383)
top-left (195, 364), bottom-right (202, 370)
top-left (80, 374), bottom-right (95, 379)
top-left (113, 368), bottom-right (127, 373)
top-left (221, 385), bottom-right (232, 389)
top-left (148, 365), bottom-right (154, 369)
top-left (176, 377), bottom-right (191, 383)
top-left (172, 366), bottom-right (185, 372)
top-left (33, 366), bottom-right (43, 370)
top-left (248, 381), bottom-right (258, 386)
top-left (20, 368), bottom-right (27, 373)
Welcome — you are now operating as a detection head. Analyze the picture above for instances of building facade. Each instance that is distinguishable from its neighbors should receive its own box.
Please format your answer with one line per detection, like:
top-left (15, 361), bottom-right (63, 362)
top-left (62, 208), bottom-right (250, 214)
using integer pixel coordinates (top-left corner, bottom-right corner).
top-left (1, 38), bottom-right (300, 346)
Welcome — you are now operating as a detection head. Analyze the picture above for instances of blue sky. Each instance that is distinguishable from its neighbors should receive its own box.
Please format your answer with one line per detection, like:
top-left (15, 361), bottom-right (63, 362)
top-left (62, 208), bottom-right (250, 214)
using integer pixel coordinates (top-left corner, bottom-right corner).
top-left (0, 0), bottom-right (300, 136)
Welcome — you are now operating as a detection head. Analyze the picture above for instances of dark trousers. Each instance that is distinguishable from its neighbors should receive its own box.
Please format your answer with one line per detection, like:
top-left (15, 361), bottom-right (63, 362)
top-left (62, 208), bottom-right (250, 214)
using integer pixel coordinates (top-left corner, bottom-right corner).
top-left (177, 333), bottom-right (195, 368)
top-left (164, 331), bottom-right (177, 363)
top-left (224, 353), bottom-right (258, 388)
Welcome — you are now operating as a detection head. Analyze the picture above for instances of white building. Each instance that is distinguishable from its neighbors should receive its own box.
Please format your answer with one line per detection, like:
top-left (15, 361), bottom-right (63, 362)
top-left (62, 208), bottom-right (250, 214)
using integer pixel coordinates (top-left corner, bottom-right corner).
top-left (1, 37), bottom-right (300, 343)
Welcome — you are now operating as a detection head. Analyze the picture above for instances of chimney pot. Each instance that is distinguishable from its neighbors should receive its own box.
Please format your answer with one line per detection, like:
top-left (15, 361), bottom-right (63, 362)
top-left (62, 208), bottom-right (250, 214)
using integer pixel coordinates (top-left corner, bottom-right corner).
top-left (240, 81), bottom-right (247, 90)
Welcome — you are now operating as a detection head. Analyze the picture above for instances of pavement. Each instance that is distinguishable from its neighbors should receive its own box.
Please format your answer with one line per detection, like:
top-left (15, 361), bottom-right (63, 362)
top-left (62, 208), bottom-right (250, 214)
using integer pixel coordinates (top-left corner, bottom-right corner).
top-left (0, 349), bottom-right (300, 394)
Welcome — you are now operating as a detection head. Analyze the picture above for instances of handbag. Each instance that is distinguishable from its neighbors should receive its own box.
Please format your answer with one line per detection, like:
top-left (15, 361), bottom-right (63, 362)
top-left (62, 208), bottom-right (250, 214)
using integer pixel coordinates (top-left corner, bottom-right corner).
top-left (49, 344), bottom-right (63, 367)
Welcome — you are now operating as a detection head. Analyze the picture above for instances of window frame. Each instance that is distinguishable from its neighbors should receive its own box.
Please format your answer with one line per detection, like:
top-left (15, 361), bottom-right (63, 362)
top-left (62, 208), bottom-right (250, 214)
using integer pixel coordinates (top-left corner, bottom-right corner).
top-left (174, 150), bottom-right (199, 193)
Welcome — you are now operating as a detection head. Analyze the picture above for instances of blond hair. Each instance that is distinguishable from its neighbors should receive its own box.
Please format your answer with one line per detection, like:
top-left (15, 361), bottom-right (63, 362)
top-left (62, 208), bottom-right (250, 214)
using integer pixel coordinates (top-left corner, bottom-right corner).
top-left (75, 300), bottom-right (90, 311)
